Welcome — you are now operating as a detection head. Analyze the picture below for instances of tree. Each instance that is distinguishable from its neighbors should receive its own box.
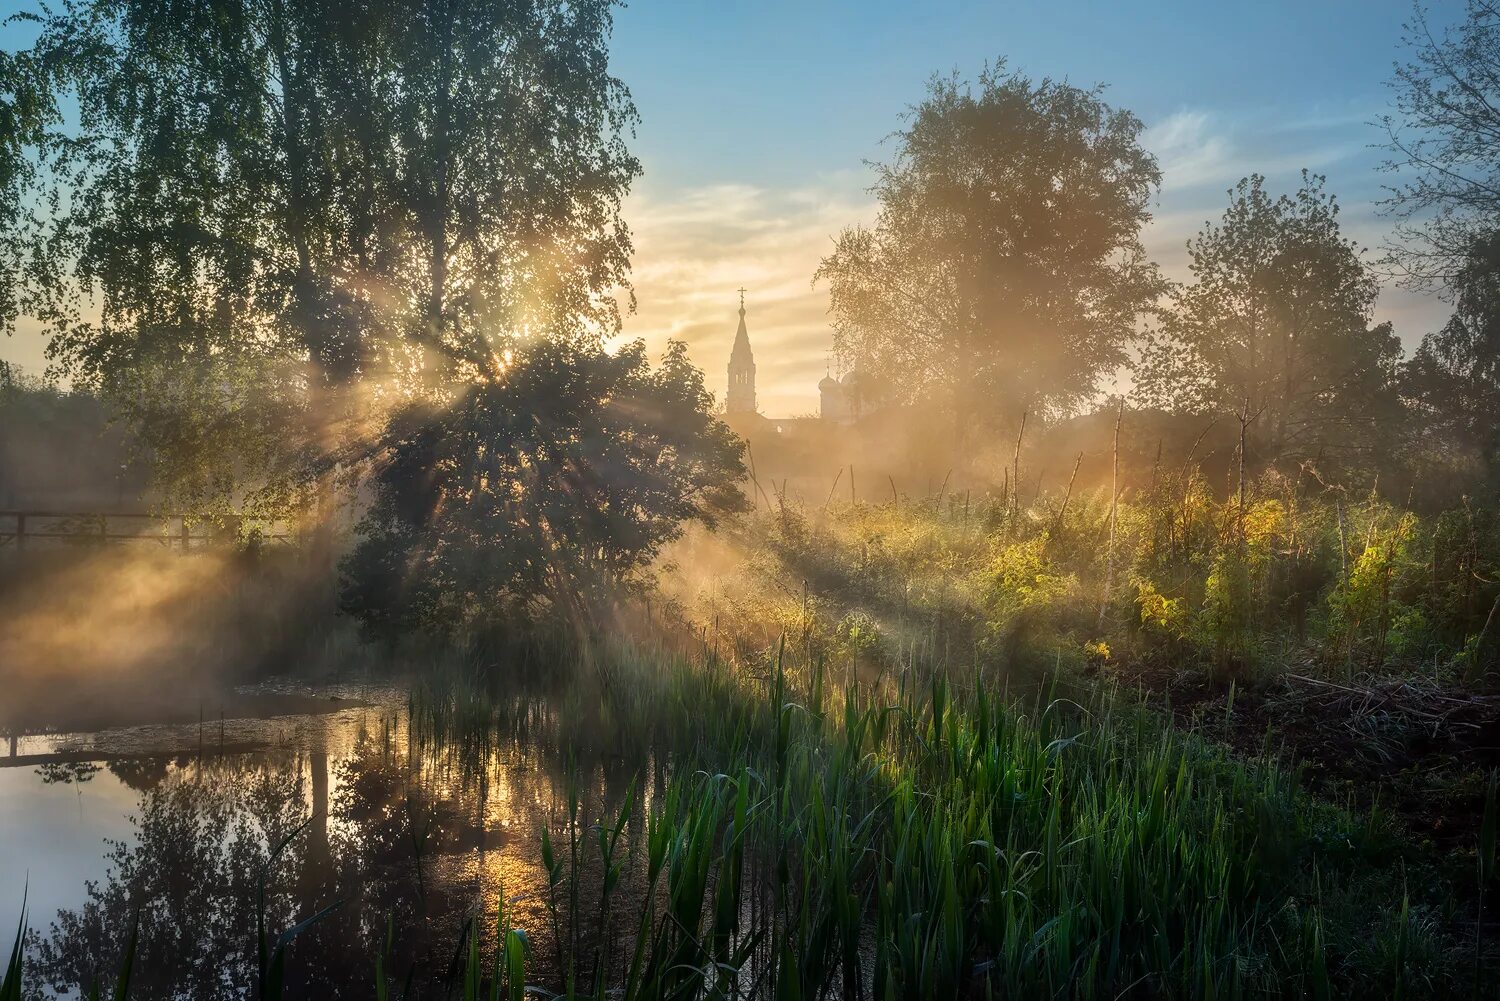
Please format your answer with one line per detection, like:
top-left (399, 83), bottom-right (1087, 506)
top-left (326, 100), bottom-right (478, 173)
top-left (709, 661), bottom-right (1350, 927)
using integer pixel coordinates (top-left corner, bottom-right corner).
top-left (340, 339), bottom-right (747, 637)
top-left (1400, 232), bottom-right (1500, 488)
top-left (1137, 174), bottom-right (1403, 470)
top-left (0, 27), bottom-right (57, 340)
top-left (1380, 1), bottom-right (1500, 287)
top-left (9, 0), bottom-right (640, 515)
top-left (813, 63), bottom-right (1164, 443)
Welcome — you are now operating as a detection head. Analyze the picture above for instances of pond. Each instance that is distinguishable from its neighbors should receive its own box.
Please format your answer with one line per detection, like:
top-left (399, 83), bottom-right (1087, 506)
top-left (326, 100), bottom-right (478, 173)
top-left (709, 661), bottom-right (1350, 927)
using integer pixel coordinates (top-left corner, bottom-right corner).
top-left (1, 680), bottom-right (661, 999)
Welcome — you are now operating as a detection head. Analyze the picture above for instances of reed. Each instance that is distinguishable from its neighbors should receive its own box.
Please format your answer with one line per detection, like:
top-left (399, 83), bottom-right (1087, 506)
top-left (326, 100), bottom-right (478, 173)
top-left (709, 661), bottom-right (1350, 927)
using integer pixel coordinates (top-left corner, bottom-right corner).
top-left (12, 484), bottom-right (1498, 997)
top-left (411, 634), bottom-right (1467, 999)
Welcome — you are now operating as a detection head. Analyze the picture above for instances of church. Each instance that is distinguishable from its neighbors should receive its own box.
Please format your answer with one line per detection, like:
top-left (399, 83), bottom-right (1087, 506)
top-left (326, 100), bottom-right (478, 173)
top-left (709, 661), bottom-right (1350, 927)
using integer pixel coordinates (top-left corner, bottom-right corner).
top-left (718, 291), bottom-right (946, 496)
top-left (723, 291), bottom-right (866, 429)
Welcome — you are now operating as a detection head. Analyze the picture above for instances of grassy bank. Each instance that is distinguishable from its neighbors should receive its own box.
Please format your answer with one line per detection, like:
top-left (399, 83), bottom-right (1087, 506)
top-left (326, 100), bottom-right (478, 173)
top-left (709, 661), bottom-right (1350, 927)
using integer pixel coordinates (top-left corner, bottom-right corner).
top-left (387, 628), bottom-right (1488, 999)
top-left (9, 478), bottom-right (1500, 998)
top-left (4, 637), bottom-right (1493, 998)
top-left (703, 472), bottom-right (1500, 684)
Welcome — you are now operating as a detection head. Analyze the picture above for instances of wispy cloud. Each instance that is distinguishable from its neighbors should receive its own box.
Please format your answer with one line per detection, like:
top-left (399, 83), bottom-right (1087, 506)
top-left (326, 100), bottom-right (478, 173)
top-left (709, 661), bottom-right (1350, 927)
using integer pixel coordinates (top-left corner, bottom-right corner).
top-left (618, 103), bottom-right (1444, 420)
top-left (617, 175), bottom-right (875, 416)
top-left (1145, 110), bottom-right (1236, 191)
top-left (1144, 107), bottom-right (1376, 196)
top-left (1138, 105), bottom-right (1445, 343)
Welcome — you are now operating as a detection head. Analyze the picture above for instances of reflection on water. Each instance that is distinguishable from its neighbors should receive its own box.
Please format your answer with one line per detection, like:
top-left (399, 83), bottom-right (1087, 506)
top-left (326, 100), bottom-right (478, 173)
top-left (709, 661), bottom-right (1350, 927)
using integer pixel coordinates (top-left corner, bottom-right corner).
top-left (3, 685), bottom-right (660, 998)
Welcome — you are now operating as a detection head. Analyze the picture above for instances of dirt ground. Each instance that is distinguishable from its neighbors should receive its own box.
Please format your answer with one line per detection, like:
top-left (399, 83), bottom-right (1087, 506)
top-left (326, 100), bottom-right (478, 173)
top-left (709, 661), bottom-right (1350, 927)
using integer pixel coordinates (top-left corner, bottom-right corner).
top-left (1114, 660), bottom-right (1500, 850)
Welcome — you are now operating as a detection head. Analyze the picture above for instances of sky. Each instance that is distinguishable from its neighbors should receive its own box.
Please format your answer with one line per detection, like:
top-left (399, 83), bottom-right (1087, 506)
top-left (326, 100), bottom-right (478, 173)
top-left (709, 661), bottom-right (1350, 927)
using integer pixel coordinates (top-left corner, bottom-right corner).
top-left (0, 0), bottom-right (1464, 416)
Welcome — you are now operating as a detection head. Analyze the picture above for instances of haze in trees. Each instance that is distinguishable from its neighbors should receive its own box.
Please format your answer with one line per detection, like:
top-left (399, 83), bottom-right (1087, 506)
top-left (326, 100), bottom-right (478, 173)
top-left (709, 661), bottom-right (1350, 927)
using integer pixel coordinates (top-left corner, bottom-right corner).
top-left (340, 338), bottom-right (746, 639)
top-left (8, 0), bottom-right (640, 515)
top-left (1136, 173), bottom-right (1403, 473)
top-left (1401, 232), bottom-right (1500, 489)
top-left (813, 64), bottom-right (1165, 450)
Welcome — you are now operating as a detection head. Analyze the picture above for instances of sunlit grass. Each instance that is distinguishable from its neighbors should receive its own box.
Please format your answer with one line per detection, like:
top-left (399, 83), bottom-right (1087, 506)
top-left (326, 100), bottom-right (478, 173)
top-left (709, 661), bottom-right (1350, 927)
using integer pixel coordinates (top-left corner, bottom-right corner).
top-left (404, 633), bottom-right (1472, 999)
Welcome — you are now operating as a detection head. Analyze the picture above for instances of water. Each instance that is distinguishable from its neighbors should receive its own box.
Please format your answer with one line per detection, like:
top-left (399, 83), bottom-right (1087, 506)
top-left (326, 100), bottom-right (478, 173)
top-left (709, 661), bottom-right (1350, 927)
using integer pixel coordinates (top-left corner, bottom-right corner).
top-left (0, 681), bottom-right (655, 998)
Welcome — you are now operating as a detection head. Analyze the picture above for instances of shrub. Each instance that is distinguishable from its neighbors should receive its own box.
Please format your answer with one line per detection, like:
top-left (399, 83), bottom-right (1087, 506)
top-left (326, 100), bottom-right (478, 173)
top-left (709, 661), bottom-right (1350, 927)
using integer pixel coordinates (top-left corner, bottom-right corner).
top-left (342, 339), bottom-right (747, 638)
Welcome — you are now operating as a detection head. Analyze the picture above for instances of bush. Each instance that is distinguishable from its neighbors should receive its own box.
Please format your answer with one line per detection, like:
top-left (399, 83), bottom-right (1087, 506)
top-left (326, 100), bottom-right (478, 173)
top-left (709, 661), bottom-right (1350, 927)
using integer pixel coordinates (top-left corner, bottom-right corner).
top-left (342, 339), bottom-right (747, 639)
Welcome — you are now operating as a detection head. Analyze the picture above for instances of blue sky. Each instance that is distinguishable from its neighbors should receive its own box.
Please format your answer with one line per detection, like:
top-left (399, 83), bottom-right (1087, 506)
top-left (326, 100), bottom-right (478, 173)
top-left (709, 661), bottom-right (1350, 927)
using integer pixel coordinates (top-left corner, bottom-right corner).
top-left (1, 0), bottom-right (1462, 414)
top-left (612, 1), bottom-right (1426, 192)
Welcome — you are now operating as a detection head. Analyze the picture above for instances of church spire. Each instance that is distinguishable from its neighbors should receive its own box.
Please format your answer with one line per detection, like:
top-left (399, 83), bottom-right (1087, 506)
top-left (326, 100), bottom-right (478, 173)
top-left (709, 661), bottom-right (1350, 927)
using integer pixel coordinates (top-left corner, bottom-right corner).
top-left (726, 288), bottom-right (756, 414)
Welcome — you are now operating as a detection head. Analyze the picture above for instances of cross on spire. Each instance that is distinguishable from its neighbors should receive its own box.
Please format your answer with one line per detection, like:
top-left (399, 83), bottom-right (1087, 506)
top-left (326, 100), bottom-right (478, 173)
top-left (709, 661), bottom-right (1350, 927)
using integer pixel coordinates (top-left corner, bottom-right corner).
top-left (737, 286), bottom-right (747, 311)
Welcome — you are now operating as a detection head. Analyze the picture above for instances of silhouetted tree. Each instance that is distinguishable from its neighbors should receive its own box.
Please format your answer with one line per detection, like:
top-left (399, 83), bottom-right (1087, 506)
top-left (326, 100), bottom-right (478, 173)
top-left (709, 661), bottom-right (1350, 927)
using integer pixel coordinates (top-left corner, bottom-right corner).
top-left (1380, 0), bottom-right (1500, 287)
top-left (341, 339), bottom-right (746, 638)
top-left (813, 63), bottom-right (1165, 443)
top-left (1401, 232), bottom-right (1500, 491)
top-left (9, 0), bottom-right (640, 515)
top-left (0, 31), bottom-right (55, 340)
top-left (1137, 174), bottom-right (1402, 471)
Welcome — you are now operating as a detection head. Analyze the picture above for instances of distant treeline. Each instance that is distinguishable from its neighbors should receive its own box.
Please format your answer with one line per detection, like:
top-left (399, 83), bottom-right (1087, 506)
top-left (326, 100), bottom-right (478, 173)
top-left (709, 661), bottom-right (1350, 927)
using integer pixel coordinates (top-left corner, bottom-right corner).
top-left (7, 1), bottom-right (1500, 632)
top-left (808, 7), bottom-right (1500, 508)
top-left (0, 362), bottom-right (149, 511)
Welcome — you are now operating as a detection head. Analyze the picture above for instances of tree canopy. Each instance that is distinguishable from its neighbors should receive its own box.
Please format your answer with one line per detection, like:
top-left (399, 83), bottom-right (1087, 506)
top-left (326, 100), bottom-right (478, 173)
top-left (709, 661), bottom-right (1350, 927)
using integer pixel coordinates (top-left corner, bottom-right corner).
top-left (1381, 0), bottom-right (1500, 287)
top-left (814, 64), bottom-right (1165, 441)
top-left (340, 338), bottom-right (746, 637)
top-left (8, 0), bottom-right (641, 514)
top-left (1137, 173), bottom-right (1402, 470)
top-left (1401, 232), bottom-right (1500, 487)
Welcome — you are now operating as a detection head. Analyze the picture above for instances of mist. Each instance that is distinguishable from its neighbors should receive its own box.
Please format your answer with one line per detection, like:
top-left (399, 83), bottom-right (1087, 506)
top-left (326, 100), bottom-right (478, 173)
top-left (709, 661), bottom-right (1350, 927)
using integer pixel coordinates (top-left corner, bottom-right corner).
top-left (4, 2), bottom-right (1500, 997)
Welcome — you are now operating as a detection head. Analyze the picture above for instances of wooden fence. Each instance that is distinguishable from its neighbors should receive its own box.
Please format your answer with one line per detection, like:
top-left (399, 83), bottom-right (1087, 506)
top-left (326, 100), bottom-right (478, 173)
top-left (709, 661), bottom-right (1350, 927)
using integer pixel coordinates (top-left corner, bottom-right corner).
top-left (0, 510), bottom-right (292, 550)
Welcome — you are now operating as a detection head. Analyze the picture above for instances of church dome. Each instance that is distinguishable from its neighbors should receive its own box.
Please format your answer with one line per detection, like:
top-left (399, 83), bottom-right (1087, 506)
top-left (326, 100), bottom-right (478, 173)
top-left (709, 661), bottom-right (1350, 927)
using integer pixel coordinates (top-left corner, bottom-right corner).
top-left (818, 374), bottom-right (841, 391)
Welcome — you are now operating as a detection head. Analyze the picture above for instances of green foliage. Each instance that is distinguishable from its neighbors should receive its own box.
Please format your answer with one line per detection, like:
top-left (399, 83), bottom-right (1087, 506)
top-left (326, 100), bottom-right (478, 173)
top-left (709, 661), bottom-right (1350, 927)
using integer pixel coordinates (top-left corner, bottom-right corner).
top-left (420, 643), bottom-right (1463, 998)
top-left (342, 338), bottom-right (747, 637)
top-left (814, 61), bottom-right (1165, 439)
top-left (9, 0), bottom-right (641, 516)
top-left (732, 472), bottom-right (1500, 683)
top-left (0, 33), bottom-right (59, 340)
top-left (977, 535), bottom-right (1078, 648)
top-left (1328, 537), bottom-right (1397, 659)
top-left (1136, 579), bottom-right (1190, 642)
top-left (1200, 545), bottom-right (1253, 667)
top-left (1138, 172), bottom-right (1403, 470)
top-left (1400, 233), bottom-right (1500, 497)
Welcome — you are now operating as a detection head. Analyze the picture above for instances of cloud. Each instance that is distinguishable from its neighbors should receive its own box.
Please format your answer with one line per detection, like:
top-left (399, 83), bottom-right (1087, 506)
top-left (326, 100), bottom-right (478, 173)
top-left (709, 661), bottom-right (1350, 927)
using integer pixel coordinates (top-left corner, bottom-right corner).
top-left (617, 104), bottom-right (1447, 421)
top-left (613, 102), bottom-right (1451, 421)
top-left (1137, 105), bottom-right (1447, 343)
top-left (615, 175), bottom-right (875, 417)
top-left (1145, 110), bottom-right (1236, 191)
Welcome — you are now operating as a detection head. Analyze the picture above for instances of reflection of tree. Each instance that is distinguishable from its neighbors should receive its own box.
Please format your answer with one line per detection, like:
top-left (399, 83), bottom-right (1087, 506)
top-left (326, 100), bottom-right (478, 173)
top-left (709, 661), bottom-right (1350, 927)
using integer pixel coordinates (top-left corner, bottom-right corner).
top-left (31, 736), bottom-right (466, 997)
top-left (29, 710), bottom-right (651, 996)
top-left (33, 758), bottom-right (318, 999)
top-left (106, 756), bottom-right (174, 792)
top-left (34, 761), bottom-right (101, 785)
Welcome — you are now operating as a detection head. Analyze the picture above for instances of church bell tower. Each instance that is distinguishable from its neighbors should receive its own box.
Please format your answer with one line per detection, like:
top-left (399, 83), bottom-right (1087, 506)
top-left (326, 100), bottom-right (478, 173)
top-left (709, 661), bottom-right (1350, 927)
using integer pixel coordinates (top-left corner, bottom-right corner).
top-left (726, 288), bottom-right (756, 414)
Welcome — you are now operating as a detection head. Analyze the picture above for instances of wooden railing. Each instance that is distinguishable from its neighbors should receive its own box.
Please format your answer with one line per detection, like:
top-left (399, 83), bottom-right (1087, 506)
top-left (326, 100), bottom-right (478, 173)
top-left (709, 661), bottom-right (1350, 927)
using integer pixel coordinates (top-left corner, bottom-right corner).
top-left (0, 510), bottom-right (292, 550)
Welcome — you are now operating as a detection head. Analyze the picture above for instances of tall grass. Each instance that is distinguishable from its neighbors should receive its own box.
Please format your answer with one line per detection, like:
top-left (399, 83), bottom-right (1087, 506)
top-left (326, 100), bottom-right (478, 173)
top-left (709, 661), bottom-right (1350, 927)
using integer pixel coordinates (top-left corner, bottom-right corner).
top-left (6, 634), bottom-right (1474, 998)
top-left (413, 636), bottom-right (1467, 999)
top-left (11, 478), bottom-right (1496, 997)
top-left (704, 475), bottom-right (1500, 685)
